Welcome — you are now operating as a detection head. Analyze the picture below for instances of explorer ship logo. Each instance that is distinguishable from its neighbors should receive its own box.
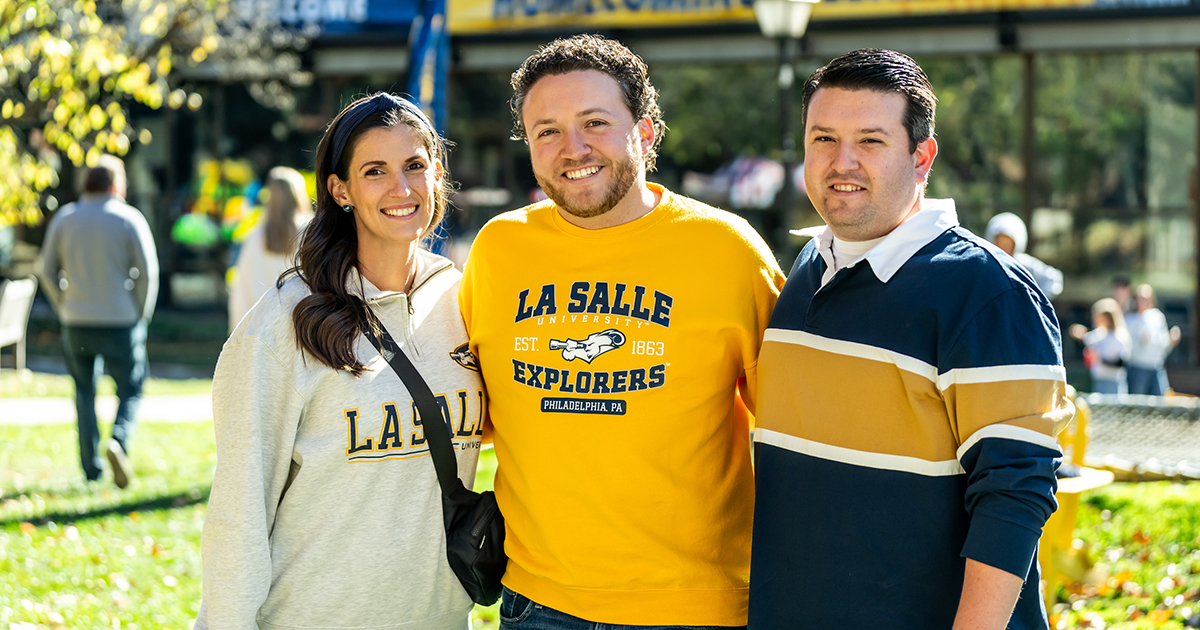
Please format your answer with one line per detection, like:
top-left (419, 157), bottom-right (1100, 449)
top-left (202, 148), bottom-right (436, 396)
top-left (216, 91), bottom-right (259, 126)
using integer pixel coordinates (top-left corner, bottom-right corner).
top-left (549, 329), bottom-right (626, 364)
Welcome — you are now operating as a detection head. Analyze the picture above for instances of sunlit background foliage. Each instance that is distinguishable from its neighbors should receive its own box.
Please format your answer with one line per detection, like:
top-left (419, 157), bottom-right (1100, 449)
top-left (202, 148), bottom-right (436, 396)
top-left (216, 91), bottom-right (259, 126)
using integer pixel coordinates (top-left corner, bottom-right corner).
top-left (0, 0), bottom-right (312, 227)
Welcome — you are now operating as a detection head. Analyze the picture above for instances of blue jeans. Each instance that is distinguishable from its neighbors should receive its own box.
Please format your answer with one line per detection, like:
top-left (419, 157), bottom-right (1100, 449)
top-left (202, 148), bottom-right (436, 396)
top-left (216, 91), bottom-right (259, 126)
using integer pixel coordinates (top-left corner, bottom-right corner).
top-left (500, 587), bottom-right (745, 630)
top-left (1126, 365), bottom-right (1169, 396)
top-left (62, 322), bottom-right (148, 481)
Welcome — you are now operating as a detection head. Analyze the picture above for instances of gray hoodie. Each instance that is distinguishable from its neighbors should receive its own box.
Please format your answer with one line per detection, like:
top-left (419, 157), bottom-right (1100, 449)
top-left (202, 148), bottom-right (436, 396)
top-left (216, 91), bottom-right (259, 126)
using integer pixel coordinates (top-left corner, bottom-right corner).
top-left (196, 250), bottom-right (483, 630)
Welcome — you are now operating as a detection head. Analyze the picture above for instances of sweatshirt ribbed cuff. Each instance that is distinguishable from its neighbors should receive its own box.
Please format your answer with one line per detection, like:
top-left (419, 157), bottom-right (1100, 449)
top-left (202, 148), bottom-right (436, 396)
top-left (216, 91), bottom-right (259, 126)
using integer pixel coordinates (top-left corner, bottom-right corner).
top-left (960, 511), bottom-right (1042, 578)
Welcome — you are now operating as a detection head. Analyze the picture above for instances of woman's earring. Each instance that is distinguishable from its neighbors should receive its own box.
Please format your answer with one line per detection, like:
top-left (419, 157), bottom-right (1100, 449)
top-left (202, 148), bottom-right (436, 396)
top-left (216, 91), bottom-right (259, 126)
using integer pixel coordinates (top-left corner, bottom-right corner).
top-left (342, 204), bottom-right (354, 213)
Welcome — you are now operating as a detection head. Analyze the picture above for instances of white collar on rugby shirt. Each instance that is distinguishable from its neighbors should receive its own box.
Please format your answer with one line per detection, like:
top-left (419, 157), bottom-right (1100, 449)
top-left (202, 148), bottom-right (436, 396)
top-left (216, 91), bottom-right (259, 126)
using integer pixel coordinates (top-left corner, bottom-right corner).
top-left (791, 197), bottom-right (959, 288)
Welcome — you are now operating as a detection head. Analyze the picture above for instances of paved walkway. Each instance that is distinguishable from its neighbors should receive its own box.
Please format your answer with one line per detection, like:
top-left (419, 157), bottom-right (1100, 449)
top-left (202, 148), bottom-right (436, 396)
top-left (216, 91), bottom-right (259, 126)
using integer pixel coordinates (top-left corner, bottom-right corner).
top-left (0, 394), bottom-right (213, 425)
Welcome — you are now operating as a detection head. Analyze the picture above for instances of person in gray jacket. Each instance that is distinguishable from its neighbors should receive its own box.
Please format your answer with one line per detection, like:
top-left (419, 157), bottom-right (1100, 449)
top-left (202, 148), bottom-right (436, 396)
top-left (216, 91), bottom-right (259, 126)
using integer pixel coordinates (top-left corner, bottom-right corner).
top-left (38, 155), bottom-right (158, 488)
top-left (196, 93), bottom-right (484, 630)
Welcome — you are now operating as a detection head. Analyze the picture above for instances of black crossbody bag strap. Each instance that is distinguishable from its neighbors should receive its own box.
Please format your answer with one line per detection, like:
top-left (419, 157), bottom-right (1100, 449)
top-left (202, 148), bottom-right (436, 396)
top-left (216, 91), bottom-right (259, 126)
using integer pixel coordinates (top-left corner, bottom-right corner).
top-left (356, 298), bottom-right (507, 607)
top-left (359, 308), bottom-right (462, 492)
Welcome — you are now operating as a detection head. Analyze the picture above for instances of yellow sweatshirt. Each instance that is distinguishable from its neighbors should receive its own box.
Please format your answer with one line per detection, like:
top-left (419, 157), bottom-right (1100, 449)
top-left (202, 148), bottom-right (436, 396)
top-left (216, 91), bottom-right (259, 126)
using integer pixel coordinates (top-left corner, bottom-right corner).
top-left (460, 184), bottom-right (785, 625)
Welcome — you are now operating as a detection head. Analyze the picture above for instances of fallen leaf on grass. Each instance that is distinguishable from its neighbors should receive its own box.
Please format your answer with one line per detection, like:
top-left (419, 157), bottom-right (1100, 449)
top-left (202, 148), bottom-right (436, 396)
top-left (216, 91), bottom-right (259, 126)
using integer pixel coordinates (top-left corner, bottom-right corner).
top-left (1148, 609), bottom-right (1172, 624)
top-left (19, 522), bottom-right (35, 535)
top-left (1132, 530), bottom-right (1152, 545)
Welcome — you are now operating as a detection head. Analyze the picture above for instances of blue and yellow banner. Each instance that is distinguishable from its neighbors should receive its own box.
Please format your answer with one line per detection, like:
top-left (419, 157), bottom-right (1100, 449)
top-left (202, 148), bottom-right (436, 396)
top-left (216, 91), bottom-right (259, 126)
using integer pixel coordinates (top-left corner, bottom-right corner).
top-left (448, 0), bottom-right (1105, 34)
top-left (408, 0), bottom-right (450, 132)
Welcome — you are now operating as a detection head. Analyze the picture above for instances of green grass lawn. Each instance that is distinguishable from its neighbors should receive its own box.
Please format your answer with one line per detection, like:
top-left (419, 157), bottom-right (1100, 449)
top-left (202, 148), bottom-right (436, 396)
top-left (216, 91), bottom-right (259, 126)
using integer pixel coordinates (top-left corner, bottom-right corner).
top-left (0, 419), bottom-right (499, 629)
top-left (4, 412), bottom-right (1199, 629)
top-left (0, 371), bottom-right (213, 399)
top-left (1050, 483), bottom-right (1200, 629)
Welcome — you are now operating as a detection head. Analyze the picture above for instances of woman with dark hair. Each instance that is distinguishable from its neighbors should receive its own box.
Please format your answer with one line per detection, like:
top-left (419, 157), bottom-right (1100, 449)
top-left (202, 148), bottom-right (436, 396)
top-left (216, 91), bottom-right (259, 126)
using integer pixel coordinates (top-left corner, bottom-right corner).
top-left (197, 93), bottom-right (485, 630)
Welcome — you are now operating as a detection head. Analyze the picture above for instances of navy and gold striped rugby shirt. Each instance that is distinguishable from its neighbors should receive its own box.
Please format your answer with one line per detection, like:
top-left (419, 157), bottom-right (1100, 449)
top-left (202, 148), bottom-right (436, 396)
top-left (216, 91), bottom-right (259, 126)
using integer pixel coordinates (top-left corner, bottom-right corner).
top-left (749, 198), bottom-right (1074, 629)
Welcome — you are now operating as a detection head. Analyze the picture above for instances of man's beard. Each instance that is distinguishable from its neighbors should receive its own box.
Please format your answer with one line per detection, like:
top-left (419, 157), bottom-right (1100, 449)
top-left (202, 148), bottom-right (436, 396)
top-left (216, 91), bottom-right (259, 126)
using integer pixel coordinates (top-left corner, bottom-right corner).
top-left (538, 154), bottom-right (639, 219)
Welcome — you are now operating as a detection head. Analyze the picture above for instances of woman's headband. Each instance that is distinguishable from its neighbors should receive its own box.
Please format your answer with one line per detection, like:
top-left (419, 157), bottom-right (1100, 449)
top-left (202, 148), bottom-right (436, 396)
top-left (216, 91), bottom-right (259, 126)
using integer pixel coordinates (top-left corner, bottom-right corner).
top-left (327, 93), bottom-right (437, 175)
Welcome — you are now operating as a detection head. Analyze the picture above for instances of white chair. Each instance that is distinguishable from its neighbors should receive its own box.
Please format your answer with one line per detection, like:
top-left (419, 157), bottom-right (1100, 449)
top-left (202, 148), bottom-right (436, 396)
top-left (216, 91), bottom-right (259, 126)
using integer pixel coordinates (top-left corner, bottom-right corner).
top-left (0, 276), bottom-right (37, 371)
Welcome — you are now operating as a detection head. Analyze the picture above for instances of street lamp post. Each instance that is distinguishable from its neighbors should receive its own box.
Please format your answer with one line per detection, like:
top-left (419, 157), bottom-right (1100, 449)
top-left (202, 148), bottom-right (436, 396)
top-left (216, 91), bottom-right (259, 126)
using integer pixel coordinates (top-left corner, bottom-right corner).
top-left (755, 0), bottom-right (820, 258)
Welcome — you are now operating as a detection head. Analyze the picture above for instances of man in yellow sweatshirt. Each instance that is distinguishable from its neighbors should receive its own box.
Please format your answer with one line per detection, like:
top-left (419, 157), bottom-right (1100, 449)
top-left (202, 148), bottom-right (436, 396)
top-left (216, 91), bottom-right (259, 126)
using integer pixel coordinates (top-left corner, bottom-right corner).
top-left (460, 34), bottom-right (785, 629)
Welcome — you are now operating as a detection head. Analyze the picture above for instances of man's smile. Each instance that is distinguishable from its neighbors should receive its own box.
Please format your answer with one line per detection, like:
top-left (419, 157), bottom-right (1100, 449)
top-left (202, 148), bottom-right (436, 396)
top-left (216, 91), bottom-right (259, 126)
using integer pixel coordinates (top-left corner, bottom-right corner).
top-left (565, 166), bottom-right (601, 180)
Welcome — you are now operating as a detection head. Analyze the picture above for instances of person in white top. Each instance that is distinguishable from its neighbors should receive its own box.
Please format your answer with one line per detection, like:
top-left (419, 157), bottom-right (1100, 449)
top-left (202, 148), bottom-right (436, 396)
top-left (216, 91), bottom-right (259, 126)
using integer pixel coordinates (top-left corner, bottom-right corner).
top-left (985, 212), bottom-right (1063, 300)
top-left (1069, 297), bottom-right (1132, 394)
top-left (227, 166), bottom-right (312, 332)
top-left (1125, 283), bottom-right (1181, 395)
top-left (197, 93), bottom-right (484, 630)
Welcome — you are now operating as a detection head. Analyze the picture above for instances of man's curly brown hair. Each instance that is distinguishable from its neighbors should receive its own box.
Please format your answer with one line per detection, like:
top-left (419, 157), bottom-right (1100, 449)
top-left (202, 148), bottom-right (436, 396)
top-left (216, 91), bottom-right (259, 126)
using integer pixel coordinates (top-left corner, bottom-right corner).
top-left (510, 34), bottom-right (666, 171)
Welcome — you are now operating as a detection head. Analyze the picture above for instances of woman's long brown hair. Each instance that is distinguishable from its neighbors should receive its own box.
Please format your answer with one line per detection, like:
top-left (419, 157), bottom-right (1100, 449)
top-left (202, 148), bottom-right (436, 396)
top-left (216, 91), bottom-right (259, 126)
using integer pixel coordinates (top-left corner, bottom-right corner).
top-left (284, 95), bottom-right (450, 375)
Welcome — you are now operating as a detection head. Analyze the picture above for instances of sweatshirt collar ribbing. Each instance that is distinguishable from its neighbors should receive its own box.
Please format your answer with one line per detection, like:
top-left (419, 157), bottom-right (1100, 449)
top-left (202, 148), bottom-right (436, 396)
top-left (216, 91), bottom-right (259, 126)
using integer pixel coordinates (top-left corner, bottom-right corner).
top-left (347, 248), bottom-right (453, 304)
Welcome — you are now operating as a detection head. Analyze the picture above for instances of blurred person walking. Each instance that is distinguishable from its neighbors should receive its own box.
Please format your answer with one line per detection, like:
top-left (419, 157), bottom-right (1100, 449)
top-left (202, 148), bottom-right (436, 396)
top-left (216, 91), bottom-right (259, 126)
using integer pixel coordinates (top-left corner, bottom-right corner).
top-left (1069, 297), bottom-right (1131, 394)
top-left (1125, 283), bottom-right (1181, 395)
top-left (196, 93), bottom-right (485, 630)
top-left (37, 155), bottom-right (158, 489)
top-left (985, 212), bottom-right (1063, 299)
top-left (227, 166), bottom-right (312, 332)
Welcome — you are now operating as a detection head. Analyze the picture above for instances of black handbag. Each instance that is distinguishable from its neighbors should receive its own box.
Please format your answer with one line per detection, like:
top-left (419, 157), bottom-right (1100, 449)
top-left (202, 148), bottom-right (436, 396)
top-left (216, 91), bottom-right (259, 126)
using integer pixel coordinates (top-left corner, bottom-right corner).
top-left (359, 304), bottom-right (507, 606)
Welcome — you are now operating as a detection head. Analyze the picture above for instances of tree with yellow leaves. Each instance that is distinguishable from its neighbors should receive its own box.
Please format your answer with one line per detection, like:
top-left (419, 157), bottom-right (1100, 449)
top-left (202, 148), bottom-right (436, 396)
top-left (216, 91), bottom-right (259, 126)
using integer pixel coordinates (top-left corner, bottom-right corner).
top-left (0, 0), bottom-right (311, 226)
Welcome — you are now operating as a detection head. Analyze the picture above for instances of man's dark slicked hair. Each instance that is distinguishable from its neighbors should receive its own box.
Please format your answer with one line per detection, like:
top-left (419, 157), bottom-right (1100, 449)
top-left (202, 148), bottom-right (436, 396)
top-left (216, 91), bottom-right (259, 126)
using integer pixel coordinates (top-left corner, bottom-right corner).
top-left (510, 34), bottom-right (666, 171)
top-left (801, 48), bottom-right (937, 153)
